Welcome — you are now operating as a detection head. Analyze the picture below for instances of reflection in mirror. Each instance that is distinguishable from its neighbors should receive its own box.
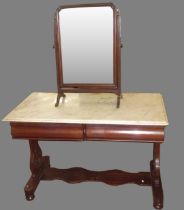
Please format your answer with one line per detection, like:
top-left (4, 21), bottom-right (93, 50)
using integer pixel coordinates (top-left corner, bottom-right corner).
top-left (59, 7), bottom-right (113, 83)
top-left (54, 3), bottom-right (122, 108)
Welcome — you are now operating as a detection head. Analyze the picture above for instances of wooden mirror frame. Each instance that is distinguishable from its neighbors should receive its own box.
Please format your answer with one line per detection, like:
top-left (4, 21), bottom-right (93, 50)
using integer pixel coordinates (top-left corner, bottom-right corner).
top-left (54, 2), bottom-right (123, 108)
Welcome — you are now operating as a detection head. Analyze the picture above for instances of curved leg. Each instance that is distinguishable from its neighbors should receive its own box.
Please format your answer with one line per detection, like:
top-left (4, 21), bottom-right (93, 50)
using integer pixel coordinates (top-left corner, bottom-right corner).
top-left (150, 143), bottom-right (163, 209)
top-left (24, 140), bottom-right (46, 201)
top-left (116, 94), bottom-right (122, 108)
top-left (55, 92), bottom-right (65, 107)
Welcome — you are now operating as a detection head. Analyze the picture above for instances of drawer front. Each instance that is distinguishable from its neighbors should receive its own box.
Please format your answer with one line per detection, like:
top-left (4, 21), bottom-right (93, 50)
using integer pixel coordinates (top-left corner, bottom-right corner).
top-left (11, 122), bottom-right (83, 141)
top-left (86, 124), bottom-right (164, 142)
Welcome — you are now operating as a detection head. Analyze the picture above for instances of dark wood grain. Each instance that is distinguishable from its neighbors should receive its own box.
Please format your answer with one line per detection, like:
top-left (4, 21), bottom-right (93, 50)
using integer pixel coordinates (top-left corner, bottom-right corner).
top-left (42, 167), bottom-right (151, 186)
top-left (23, 141), bottom-right (164, 209)
top-left (11, 122), bottom-right (83, 140)
top-left (25, 143), bottom-right (151, 189)
top-left (10, 122), bottom-right (165, 143)
top-left (86, 124), bottom-right (165, 142)
top-left (54, 2), bottom-right (122, 107)
top-left (24, 141), bottom-right (45, 200)
top-left (150, 143), bottom-right (163, 209)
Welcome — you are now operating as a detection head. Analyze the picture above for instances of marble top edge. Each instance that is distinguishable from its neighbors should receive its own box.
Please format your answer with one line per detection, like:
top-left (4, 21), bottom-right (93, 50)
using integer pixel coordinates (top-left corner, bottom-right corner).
top-left (2, 92), bottom-right (169, 126)
top-left (3, 118), bottom-right (169, 126)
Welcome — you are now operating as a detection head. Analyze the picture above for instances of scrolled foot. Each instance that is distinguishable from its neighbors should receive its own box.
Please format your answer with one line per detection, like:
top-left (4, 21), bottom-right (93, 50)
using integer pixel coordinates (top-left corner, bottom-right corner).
top-left (116, 94), bottom-right (121, 108)
top-left (55, 93), bottom-right (65, 107)
top-left (55, 94), bottom-right (61, 107)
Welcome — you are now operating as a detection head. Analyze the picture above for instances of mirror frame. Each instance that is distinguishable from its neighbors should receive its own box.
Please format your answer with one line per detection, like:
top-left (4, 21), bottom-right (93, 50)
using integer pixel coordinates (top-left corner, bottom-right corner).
top-left (54, 2), bottom-right (122, 107)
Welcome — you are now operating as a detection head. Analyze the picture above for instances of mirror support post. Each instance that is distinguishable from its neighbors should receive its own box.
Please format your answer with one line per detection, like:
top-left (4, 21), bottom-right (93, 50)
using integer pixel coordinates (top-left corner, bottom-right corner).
top-left (55, 91), bottom-right (65, 107)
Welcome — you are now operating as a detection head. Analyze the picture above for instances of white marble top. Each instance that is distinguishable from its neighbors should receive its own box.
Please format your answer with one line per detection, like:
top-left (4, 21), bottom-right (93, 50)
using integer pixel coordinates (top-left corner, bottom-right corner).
top-left (2, 92), bottom-right (168, 126)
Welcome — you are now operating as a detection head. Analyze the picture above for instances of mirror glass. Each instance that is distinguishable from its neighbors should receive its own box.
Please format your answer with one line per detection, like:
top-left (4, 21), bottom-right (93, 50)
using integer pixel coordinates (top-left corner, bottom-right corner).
top-left (59, 6), bottom-right (113, 83)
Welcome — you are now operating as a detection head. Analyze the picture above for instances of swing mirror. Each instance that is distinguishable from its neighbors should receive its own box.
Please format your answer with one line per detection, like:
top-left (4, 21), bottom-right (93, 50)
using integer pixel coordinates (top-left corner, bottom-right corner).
top-left (54, 2), bottom-right (122, 107)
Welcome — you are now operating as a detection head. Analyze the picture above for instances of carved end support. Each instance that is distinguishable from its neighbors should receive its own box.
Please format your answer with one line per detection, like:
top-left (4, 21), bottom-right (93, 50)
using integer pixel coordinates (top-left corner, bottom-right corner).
top-left (25, 141), bottom-right (51, 201)
top-left (151, 143), bottom-right (164, 209)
